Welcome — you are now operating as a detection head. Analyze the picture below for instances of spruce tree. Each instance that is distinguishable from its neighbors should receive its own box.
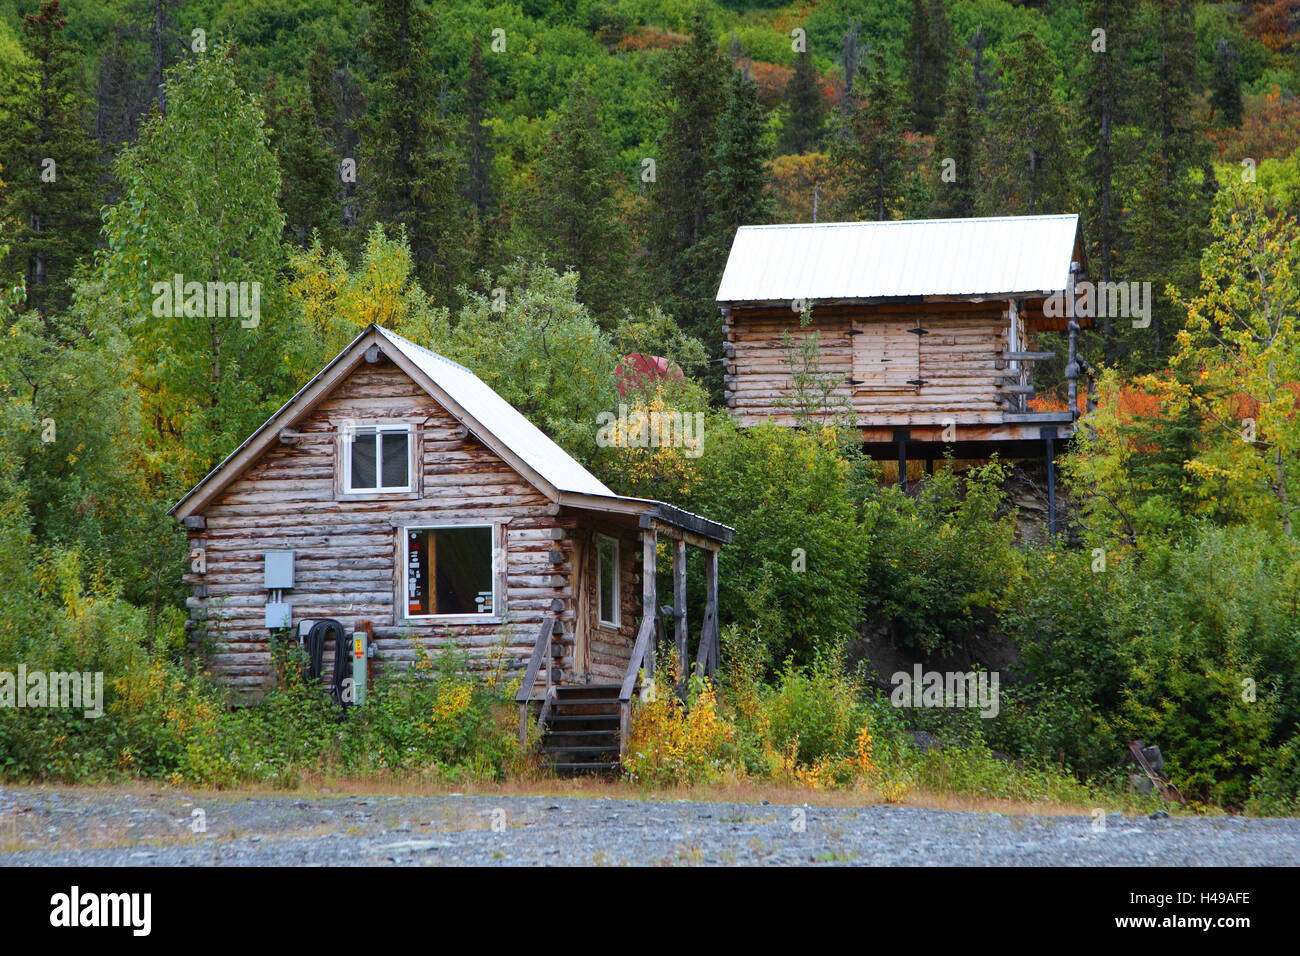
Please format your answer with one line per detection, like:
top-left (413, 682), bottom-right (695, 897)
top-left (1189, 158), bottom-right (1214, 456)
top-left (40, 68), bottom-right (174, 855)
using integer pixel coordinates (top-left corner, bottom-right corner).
top-left (463, 34), bottom-right (494, 221)
top-left (94, 27), bottom-right (144, 152)
top-left (645, 11), bottom-right (729, 331)
top-left (306, 43), bottom-right (361, 238)
top-left (265, 79), bottom-right (341, 250)
top-left (358, 0), bottom-right (467, 304)
top-left (906, 0), bottom-right (952, 134)
top-left (840, 20), bottom-right (861, 122)
top-left (780, 48), bottom-right (826, 155)
top-left (706, 68), bottom-right (774, 254)
top-left (0, 0), bottom-right (103, 315)
top-left (537, 79), bottom-right (630, 324)
top-left (831, 50), bottom-right (906, 221)
top-left (1210, 38), bottom-right (1243, 127)
top-left (970, 26), bottom-right (995, 114)
top-left (981, 32), bottom-right (1069, 216)
top-left (462, 34), bottom-right (496, 278)
top-left (932, 49), bottom-right (978, 218)
top-left (1136, 0), bottom-right (1199, 186)
top-left (1078, 0), bottom-right (1133, 295)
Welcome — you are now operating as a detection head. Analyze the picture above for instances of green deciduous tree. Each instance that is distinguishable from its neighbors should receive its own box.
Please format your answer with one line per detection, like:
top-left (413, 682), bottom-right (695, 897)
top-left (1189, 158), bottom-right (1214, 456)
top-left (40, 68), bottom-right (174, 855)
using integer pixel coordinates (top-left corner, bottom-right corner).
top-left (101, 48), bottom-right (289, 485)
top-left (1170, 183), bottom-right (1300, 534)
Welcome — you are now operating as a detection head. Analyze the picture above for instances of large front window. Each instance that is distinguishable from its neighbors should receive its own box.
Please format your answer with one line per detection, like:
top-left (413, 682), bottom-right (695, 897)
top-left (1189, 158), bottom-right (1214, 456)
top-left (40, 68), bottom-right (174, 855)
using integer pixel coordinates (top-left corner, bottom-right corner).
top-left (405, 525), bottom-right (496, 618)
top-left (346, 425), bottom-right (411, 492)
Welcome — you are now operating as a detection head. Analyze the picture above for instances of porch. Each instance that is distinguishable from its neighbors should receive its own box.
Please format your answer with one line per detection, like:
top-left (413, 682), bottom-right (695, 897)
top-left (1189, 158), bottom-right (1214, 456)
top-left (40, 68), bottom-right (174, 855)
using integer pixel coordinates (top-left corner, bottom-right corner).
top-left (515, 503), bottom-right (733, 772)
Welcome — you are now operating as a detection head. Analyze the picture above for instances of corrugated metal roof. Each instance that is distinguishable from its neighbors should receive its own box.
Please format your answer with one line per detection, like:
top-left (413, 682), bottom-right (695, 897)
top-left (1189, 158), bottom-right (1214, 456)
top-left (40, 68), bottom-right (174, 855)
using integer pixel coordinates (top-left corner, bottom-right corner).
top-left (376, 327), bottom-right (616, 499)
top-left (715, 215), bottom-right (1080, 303)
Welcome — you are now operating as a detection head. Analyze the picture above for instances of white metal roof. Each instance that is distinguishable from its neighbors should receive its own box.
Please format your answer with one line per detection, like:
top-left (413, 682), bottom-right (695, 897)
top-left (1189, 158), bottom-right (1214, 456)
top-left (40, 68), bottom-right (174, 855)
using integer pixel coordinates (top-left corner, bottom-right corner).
top-left (715, 214), bottom-right (1080, 303)
top-left (172, 325), bottom-right (734, 541)
top-left (376, 327), bottom-right (616, 499)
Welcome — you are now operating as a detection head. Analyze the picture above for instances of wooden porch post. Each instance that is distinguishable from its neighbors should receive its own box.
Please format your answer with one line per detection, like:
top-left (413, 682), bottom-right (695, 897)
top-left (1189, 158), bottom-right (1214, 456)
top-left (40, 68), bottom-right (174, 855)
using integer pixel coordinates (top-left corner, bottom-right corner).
top-left (703, 547), bottom-right (719, 676)
top-left (642, 526), bottom-right (657, 682)
top-left (673, 537), bottom-right (687, 694)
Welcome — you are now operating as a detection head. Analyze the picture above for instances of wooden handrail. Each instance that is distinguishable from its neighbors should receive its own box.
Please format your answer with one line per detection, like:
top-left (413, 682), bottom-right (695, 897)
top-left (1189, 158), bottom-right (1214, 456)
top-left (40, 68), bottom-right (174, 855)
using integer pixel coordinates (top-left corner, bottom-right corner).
top-left (618, 615), bottom-right (657, 759)
top-left (514, 616), bottom-right (554, 703)
top-left (619, 615), bottom-right (656, 703)
top-left (517, 616), bottom-right (556, 749)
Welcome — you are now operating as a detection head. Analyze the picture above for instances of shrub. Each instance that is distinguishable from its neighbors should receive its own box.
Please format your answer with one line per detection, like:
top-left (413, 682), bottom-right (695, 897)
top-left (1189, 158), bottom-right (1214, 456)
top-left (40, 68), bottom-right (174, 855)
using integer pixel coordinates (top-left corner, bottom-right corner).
top-left (861, 460), bottom-right (1024, 655)
top-left (685, 422), bottom-right (867, 662)
top-left (624, 671), bottom-right (738, 787)
top-left (766, 656), bottom-right (862, 766)
top-left (1248, 732), bottom-right (1300, 815)
top-left (1010, 524), bottom-right (1300, 806)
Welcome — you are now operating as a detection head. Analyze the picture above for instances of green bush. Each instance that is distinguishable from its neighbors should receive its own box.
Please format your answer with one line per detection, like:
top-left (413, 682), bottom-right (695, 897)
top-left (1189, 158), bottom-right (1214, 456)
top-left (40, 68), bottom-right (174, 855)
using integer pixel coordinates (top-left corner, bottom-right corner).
top-left (1248, 732), bottom-right (1300, 815)
top-left (765, 656), bottom-right (862, 766)
top-left (1010, 524), bottom-right (1300, 807)
top-left (685, 422), bottom-right (867, 662)
top-left (861, 460), bottom-right (1025, 655)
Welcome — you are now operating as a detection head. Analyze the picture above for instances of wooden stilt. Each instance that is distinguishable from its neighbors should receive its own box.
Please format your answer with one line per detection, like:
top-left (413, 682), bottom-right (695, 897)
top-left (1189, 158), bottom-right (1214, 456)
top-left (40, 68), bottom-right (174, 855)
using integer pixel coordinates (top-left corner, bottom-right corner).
top-left (894, 429), bottom-right (910, 487)
top-left (1042, 426), bottom-right (1057, 537)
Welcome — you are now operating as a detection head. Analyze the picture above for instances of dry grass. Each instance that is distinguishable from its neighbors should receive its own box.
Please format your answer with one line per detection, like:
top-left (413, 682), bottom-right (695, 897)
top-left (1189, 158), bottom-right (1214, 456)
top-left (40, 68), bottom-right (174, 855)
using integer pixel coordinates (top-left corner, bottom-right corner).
top-left (2, 775), bottom-right (1124, 818)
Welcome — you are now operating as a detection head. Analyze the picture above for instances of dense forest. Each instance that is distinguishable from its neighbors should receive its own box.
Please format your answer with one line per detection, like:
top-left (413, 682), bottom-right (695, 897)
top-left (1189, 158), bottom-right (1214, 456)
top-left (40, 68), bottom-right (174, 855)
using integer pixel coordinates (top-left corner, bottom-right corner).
top-left (1, 0), bottom-right (1299, 810)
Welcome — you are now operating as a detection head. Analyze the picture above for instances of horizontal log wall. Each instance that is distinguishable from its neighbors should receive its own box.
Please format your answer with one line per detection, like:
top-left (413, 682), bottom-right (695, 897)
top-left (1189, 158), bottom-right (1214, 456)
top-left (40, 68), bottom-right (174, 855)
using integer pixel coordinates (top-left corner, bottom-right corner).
top-left (188, 358), bottom-right (573, 699)
top-left (725, 302), bottom-right (1018, 429)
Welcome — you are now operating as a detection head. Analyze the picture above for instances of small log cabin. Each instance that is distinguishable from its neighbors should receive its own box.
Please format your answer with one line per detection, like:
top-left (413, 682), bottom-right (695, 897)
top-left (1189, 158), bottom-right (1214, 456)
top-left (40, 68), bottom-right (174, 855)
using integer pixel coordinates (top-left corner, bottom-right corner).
top-left (716, 214), bottom-right (1094, 515)
top-left (171, 325), bottom-right (732, 759)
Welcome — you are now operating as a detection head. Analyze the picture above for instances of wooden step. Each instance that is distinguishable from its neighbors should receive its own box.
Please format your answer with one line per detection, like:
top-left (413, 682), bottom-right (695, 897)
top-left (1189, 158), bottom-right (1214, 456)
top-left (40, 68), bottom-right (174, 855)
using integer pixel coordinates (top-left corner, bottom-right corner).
top-left (551, 700), bottom-right (620, 717)
top-left (553, 761), bottom-right (620, 775)
top-left (545, 729), bottom-right (620, 748)
top-left (553, 683), bottom-right (622, 700)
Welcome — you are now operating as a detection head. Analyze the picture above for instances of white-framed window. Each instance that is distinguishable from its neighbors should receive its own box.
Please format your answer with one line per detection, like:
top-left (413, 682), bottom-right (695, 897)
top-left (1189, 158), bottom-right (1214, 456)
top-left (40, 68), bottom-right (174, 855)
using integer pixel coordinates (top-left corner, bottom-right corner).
top-left (343, 424), bottom-right (413, 493)
top-left (404, 524), bottom-right (498, 619)
top-left (597, 534), bottom-right (619, 628)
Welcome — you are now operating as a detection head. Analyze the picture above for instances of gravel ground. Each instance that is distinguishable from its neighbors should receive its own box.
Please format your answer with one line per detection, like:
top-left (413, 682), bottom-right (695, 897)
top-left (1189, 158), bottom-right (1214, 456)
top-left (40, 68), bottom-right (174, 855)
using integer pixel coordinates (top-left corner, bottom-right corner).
top-left (1, 787), bottom-right (1296, 866)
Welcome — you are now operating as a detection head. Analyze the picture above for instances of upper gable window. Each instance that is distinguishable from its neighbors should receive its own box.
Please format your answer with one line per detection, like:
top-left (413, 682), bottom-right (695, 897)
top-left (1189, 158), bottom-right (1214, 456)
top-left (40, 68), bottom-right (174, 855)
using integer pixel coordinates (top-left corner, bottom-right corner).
top-left (344, 425), bottom-right (412, 493)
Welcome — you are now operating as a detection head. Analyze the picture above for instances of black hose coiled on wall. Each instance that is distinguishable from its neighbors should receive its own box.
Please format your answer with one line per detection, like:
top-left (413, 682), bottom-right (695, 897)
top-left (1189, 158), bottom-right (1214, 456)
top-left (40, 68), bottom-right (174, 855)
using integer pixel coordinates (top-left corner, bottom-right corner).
top-left (302, 618), bottom-right (352, 707)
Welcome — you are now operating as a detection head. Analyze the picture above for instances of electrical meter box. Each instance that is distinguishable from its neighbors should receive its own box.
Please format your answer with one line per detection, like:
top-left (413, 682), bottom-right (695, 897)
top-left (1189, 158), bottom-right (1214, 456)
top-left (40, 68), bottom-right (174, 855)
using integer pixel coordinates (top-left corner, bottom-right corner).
top-left (265, 602), bottom-right (292, 629)
top-left (264, 551), bottom-right (295, 589)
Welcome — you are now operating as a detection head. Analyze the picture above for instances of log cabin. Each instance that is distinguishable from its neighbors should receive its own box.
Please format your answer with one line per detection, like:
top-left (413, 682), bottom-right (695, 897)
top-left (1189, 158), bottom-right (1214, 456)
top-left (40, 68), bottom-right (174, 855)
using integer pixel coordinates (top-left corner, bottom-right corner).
top-left (171, 324), bottom-right (733, 767)
top-left (716, 214), bottom-right (1095, 527)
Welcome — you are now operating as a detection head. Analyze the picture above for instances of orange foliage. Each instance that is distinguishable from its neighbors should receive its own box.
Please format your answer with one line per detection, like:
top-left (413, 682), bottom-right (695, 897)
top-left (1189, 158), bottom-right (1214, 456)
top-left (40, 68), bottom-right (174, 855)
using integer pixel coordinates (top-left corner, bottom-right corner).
top-left (1210, 85), bottom-right (1300, 161)
top-left (1036, 375), bottom-right (1289, 429)
top-left (767, 152), bottom-right (844, 223)
top-left (748, 60), bottom-right (793, 108)
top-left (1247, 0), bottom-right (1300, 53)
top-left (614, 27), bottom-right (687, 53)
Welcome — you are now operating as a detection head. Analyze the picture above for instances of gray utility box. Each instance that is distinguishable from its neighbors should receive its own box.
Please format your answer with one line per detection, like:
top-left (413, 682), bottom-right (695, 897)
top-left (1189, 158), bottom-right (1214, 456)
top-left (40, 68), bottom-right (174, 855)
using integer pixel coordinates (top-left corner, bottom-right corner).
top-left (264, 551), bottom-right (295, 589)
top-left (265, 603), bottom-right (292, 629)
